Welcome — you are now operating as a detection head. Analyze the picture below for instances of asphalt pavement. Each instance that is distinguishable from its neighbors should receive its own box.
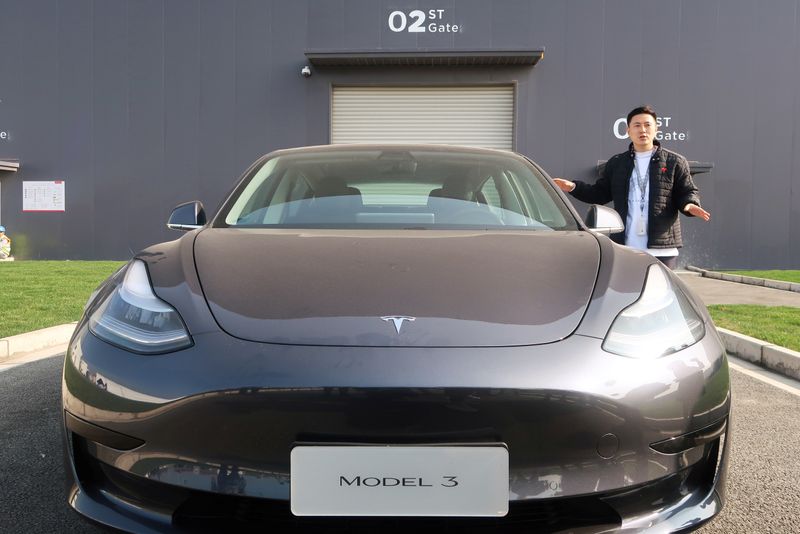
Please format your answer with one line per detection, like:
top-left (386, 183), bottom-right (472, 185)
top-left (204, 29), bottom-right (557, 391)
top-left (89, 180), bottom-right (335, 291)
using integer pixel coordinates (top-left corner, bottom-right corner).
top-left (677, 271), bottom-right (800, 307)
top-left (0, 354), bottom-right (98, 534)
top-left (699, 358), bottom-right (800, 533)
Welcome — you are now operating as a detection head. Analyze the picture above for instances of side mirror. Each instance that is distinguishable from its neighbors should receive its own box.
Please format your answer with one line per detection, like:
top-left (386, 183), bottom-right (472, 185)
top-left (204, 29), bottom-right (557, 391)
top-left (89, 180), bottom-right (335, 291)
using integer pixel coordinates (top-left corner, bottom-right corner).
top-left (167, 201), bottom-right (207, 231)
top-left (585, 205), bottom-right (624, 235)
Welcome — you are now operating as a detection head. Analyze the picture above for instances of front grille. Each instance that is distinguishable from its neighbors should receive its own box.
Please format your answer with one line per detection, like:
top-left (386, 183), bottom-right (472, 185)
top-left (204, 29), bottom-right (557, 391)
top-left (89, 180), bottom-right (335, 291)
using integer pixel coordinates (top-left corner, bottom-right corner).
top-left (70, 431), bottom-right (725, 533)
top-left (173, 493), bottom-right (620, 533)
top-left (71, 432), bottom-right (620, 532)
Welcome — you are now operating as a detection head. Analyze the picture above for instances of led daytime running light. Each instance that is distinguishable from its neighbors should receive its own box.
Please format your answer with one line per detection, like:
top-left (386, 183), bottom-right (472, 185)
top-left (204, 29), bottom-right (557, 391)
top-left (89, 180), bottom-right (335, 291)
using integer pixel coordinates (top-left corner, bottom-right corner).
top-left (602, 264), bottom-right (704, 359)
top-left (89, 260), bottom-right (192, 354)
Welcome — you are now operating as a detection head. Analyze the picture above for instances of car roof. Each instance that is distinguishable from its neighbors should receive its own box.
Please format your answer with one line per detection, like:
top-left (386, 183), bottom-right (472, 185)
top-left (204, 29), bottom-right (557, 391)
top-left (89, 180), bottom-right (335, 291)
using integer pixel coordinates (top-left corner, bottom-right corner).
top-left (264, 143), bottom-right (526, 160)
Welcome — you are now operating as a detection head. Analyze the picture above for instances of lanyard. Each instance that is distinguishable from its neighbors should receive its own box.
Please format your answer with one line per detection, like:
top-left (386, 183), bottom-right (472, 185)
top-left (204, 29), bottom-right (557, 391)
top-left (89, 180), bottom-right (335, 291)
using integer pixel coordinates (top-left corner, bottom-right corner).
top-left (632, 151), bottom-right (653, 214)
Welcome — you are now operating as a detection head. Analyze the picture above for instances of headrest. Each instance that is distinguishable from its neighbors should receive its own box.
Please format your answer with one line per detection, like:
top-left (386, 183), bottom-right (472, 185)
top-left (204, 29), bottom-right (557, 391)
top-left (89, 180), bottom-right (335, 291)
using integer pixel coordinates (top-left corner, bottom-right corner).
top-left (439, 176), bottom-right (474, 201)
top-left (315, 177), bottom-right (360, 198)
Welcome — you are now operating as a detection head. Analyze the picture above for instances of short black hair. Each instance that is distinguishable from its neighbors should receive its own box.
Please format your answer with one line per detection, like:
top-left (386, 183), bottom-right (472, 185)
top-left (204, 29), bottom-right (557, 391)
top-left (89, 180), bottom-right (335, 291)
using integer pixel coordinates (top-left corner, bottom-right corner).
top-left (627, 105), bottom-right (657, 125)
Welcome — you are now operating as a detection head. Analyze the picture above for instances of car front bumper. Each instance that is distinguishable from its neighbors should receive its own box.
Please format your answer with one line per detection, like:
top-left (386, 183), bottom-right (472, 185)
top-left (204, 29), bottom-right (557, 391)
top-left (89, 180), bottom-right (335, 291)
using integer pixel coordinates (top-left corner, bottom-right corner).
top-left (62, 323), bottom-right (731, 533)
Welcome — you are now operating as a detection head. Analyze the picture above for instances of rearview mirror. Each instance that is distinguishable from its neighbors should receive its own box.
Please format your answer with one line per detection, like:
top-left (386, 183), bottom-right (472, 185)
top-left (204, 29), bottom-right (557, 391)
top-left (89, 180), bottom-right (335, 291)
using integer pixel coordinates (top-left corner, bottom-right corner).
top-left (167, 201), bottom-right (206, 231)
top-left (585, 205), bottom-right (624, 235)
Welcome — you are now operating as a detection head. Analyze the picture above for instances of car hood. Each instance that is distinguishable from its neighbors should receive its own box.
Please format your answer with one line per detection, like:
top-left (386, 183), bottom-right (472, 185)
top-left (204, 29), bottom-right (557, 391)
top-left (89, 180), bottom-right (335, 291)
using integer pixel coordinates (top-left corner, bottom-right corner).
top-left (193, 229), bottom-right (600, 347)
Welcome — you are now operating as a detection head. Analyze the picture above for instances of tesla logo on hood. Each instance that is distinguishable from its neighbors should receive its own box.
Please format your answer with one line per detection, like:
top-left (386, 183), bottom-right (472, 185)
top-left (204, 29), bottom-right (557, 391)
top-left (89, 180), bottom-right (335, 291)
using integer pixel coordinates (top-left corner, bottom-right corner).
top-left (381, 316), bottom-right (416, 334)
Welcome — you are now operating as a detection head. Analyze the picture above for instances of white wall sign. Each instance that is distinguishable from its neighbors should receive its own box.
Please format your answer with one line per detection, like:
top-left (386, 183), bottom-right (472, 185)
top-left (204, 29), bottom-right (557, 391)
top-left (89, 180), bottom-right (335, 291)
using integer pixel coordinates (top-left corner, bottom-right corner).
top-left (387, 9), bottom-right (460, 33)
top-left (613, 116), bottom-right (688, 142)
top-left (23, 180), bottom-right (66, 212)
top-left (0, 96), bottom-right (8, 141)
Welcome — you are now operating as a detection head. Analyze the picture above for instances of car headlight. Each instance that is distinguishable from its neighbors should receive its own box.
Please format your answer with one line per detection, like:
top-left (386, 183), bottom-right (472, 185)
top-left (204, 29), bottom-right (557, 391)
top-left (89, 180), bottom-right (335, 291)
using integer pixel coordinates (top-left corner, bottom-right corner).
top-left (89, 260), bottom-right (193, 354)
top-left (602, 263), bottom-right (705, 358)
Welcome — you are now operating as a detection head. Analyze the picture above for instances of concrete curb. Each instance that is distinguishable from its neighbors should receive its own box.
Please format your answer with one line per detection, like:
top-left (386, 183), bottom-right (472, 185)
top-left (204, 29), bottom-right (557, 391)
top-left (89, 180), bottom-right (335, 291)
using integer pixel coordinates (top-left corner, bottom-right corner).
top-left (686, 266), bottom-right (800, 293)
top-left (717, 327), bottom-right (800, 381)
top-left (0, 323), bottom-right (77, 362)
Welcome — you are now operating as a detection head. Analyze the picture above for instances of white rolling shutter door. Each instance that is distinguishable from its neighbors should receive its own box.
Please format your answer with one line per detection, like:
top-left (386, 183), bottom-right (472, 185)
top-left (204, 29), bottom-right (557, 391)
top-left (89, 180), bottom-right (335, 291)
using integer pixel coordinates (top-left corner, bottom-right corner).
top-left (331, 86), bottom-right (514, 150)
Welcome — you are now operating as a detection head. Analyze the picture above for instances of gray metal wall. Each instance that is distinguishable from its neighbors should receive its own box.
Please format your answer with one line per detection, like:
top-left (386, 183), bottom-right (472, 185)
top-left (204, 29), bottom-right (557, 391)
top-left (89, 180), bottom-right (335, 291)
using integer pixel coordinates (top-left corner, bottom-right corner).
top-left (0, 0), bottom-right (798, 268)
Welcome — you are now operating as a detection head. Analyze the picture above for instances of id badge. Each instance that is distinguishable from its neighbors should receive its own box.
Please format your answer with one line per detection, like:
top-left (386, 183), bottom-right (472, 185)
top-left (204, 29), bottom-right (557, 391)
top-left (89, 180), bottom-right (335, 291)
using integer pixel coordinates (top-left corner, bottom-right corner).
top-left (636, 218), bottom-right (646, 236)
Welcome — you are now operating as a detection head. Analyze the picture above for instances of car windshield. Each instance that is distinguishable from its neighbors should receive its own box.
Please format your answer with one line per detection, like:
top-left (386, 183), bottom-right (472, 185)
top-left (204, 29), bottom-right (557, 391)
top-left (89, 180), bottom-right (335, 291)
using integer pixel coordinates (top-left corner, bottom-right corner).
top-left (219, 148), bottom-right (580, 230)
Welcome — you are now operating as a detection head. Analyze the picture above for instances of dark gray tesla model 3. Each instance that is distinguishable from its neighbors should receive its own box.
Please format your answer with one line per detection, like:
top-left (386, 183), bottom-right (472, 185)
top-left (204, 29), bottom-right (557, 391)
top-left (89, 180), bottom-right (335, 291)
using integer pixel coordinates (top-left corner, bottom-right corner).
top-left (62, 144), bottom-right (730, 533)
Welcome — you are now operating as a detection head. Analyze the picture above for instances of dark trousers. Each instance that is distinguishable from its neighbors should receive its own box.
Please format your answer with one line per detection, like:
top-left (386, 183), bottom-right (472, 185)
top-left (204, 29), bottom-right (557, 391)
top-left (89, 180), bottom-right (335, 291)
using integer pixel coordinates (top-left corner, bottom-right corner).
top-left (656, 256), bottom-right (678, 270)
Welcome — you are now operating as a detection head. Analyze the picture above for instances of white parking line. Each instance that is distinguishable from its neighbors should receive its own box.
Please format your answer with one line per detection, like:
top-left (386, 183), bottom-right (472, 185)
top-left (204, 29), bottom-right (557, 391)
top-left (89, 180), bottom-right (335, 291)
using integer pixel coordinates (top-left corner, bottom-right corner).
top-left (728, 356), bottom-right (800, 397)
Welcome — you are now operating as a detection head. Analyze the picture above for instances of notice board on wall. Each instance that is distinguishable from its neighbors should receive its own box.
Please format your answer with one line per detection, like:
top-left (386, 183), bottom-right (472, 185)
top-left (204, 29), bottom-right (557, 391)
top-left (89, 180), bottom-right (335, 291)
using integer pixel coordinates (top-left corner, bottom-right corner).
top-left (23, 180), bottom-right (65, 212)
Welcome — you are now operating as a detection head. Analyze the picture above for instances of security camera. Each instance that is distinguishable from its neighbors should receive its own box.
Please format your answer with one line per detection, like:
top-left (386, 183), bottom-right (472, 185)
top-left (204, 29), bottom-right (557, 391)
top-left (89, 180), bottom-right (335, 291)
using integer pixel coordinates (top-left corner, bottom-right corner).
top-left (301, 66), bottom-right (312, 78)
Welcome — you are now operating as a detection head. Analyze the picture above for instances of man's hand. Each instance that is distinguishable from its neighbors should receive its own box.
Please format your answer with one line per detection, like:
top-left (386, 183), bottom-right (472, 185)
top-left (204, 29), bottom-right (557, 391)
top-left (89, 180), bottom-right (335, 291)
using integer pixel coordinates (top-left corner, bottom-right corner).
top-left (684, 203), bottom-right (711, 221)
top-left (553, 178), bottom-right (576, 193)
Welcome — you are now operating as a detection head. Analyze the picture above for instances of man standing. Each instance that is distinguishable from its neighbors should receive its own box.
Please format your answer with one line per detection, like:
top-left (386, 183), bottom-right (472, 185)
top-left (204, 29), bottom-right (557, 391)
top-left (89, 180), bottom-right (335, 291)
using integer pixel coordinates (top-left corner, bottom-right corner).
top-left (554, 106), bottom-right (710, 269)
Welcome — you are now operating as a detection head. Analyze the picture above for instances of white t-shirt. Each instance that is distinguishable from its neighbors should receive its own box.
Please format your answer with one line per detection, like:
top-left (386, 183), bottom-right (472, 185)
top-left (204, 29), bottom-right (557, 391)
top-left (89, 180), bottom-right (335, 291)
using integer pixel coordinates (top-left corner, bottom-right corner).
top-left (625, 150), bottom-right (678, 258)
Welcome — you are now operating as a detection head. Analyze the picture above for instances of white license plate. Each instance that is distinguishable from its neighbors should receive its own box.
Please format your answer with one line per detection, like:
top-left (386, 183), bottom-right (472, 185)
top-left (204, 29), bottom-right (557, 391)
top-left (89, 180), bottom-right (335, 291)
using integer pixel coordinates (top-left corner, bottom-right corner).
top-left (290, 445), bottom-right (508, 517)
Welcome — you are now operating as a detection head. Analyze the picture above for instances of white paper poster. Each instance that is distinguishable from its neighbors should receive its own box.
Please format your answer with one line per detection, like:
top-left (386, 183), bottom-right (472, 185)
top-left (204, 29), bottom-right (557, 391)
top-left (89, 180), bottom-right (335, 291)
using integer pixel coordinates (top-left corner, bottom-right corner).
top-left (23, 180), bottom-right (66, 212)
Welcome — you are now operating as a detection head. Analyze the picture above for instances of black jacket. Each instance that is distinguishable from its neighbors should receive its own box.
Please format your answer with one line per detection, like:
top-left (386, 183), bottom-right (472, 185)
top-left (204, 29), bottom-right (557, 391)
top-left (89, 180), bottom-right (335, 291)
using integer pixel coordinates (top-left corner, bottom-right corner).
top-left (570, 141), bottom-right (701, 249)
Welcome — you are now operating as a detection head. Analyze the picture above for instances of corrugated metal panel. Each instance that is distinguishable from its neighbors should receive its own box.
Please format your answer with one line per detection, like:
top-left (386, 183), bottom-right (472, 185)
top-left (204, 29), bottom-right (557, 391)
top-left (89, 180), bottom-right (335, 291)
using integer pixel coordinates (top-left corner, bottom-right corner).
top-left (331, 86), bottom-right (514, 150)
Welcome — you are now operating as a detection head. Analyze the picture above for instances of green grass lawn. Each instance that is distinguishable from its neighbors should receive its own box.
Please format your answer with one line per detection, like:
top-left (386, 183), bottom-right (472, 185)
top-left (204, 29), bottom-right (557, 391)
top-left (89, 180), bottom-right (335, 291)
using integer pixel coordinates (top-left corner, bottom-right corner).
top-left (0, 261), bottom-right (125, 338)
top-left (721, 270), bottom-right (800, 284)
top-left (708, 304), bottom-right (800, 352)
